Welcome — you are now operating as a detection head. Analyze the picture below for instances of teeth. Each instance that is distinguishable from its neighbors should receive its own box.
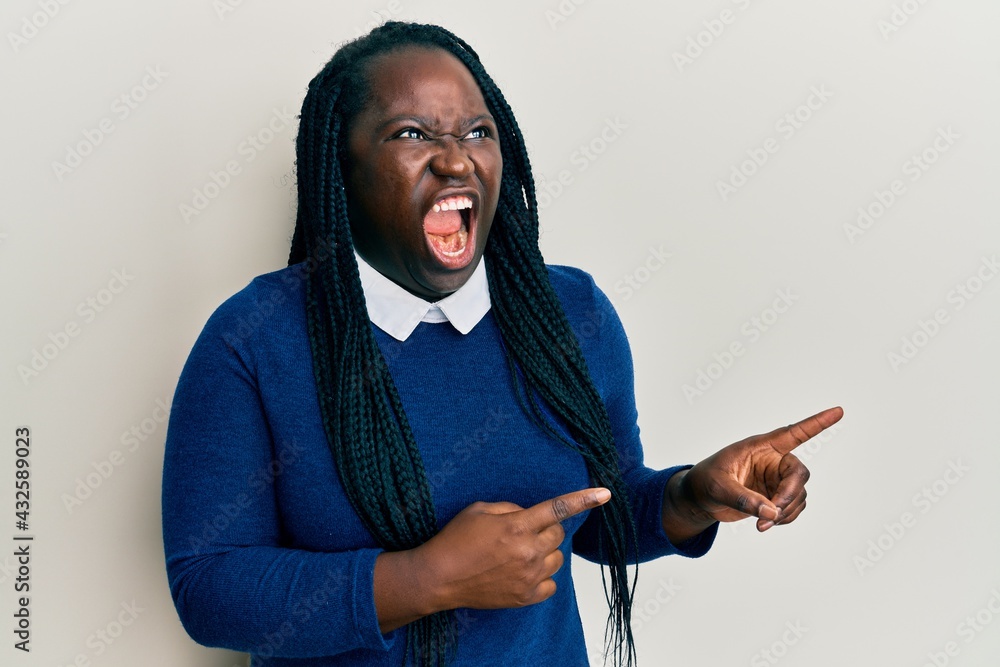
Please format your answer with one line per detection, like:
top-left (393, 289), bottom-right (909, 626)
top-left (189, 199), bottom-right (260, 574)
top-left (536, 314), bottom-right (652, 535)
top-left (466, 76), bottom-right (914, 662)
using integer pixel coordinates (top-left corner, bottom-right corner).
top-left (432, 195), bottom-right (473, 213)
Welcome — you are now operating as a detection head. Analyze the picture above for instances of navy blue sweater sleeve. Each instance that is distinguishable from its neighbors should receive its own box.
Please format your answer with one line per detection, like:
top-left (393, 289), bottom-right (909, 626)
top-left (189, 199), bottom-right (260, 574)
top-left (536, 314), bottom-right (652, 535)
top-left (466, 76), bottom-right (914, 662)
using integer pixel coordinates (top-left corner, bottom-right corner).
top-left (558, 268), bottom-right (719, 563)
top-left (161, 285), bottom-right (397, 659)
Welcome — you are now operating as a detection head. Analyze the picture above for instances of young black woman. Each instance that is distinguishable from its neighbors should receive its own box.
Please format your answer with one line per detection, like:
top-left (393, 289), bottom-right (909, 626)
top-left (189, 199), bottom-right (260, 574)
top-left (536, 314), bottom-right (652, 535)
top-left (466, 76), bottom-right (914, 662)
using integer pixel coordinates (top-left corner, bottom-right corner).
top-left (161, 21), bottom-right (843, 667)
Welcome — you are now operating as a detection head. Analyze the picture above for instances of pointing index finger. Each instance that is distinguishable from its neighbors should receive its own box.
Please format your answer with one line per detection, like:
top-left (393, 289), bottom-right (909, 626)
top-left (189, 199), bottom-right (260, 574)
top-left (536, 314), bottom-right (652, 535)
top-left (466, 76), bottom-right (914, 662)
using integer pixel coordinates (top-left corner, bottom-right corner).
top-left (521, 488), bottom-right (611, 533)
top-left (770, 406), bottom-right (844, 456)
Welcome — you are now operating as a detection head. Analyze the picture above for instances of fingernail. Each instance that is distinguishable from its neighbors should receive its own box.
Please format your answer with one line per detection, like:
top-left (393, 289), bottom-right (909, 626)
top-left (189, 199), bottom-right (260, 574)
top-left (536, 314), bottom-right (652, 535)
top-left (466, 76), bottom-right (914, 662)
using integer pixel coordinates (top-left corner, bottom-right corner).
top-left (594, 488), bottom-right (611, 503)
top-left (759, 520), bottom-right (774, 531)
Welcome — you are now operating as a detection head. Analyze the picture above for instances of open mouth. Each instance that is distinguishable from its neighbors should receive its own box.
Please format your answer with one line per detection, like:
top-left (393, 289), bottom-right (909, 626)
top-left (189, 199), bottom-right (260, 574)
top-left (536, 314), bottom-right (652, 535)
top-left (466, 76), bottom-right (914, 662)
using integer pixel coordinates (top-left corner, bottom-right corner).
top-left (422, 194), bottom-right (476, 267)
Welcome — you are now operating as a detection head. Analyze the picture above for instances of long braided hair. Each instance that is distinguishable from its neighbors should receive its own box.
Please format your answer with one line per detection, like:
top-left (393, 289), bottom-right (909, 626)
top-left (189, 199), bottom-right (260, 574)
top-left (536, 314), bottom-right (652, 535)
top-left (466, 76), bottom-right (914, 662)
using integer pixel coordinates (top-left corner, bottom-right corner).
top-left (289, 21), bottom-right (639, 667)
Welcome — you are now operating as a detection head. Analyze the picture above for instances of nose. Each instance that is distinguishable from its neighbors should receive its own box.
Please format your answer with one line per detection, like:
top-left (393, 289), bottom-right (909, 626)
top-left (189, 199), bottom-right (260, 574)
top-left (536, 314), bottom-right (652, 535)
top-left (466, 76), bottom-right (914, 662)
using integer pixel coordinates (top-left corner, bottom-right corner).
top-left (429, 136), bottom-right (474, 179)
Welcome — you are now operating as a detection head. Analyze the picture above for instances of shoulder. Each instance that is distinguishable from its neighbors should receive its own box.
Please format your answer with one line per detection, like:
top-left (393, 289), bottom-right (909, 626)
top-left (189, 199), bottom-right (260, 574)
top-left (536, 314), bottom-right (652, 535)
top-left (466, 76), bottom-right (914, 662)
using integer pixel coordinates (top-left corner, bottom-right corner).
top-left (544, 263), bottom-right (615, 326)
top-left (545, 263), bottom-right (600, 307)
top-left (211, 265), bottom-right (307, 321)
top-left (542, 264), bottom-right (635, 399)
top-left (194, 264), bottom-right (310, 358)
top-left (543, 263), bottom-right (629, 357)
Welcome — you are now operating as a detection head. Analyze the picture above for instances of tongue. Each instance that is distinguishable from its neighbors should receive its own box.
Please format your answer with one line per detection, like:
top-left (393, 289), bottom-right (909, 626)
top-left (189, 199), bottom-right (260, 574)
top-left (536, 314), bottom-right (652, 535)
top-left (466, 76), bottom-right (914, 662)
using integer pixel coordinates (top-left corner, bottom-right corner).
top-left (423, 208), bottom-right (463, 236)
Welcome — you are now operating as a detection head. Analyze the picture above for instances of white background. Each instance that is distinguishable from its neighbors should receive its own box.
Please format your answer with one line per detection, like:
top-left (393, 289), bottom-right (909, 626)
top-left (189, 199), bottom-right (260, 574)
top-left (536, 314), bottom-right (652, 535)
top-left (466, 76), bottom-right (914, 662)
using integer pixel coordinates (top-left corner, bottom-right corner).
top-left (2, 1), bottom-right (998, 665)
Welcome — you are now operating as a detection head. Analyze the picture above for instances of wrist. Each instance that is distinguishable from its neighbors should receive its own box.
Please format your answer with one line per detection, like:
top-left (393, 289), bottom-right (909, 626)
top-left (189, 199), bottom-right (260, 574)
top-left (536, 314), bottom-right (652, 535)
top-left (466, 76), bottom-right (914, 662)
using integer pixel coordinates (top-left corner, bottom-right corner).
top-left (662, 469), bottom-right (716, 543)
top-left (405, 544), bottom-right (452, 616)
top-left (373, 547), bottom-right (448, 633)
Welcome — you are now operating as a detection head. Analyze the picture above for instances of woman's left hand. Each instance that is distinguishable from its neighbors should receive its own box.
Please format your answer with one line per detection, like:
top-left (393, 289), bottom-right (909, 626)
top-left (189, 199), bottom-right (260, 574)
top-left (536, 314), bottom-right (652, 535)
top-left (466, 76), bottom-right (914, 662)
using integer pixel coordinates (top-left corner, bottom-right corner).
top-left (662, 406), bottom-right (844, 542)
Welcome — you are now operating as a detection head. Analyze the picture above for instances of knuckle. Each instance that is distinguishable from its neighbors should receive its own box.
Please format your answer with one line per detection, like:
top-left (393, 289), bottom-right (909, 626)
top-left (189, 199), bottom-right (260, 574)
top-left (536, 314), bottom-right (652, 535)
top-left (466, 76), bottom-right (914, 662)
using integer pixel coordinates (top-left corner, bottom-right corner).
top-left (788, 423), bottom-right (809, 443)
top-left (735, 493), bottom-right (751, 512)
top-left (515, 582), bottom-right (543, 607)
top-left (515, 543), bottom-right (538, 565)
top-left (506, 519), bottom-right (528, 538)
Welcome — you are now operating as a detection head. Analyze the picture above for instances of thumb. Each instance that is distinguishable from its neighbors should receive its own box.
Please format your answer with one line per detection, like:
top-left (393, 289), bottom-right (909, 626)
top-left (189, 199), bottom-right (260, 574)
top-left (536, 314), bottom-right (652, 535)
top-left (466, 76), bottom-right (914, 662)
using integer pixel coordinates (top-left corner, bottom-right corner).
top-left (710, 476), bottom-right (781, 527)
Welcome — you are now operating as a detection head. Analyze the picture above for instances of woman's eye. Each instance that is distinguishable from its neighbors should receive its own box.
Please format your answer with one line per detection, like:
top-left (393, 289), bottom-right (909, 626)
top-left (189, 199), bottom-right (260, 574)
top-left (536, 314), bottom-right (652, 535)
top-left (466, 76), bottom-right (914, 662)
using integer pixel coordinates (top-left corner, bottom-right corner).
top-left (466, 127), bottom-right (490, 139)
top-left (396, 128), bottom-right (425, 140)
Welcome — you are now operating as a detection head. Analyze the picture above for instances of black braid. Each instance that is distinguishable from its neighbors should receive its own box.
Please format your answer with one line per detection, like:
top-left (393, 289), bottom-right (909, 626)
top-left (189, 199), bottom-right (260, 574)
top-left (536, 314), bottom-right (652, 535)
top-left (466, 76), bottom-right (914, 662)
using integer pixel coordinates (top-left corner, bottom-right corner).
top-left (290, 21), bottom-right (639, 667)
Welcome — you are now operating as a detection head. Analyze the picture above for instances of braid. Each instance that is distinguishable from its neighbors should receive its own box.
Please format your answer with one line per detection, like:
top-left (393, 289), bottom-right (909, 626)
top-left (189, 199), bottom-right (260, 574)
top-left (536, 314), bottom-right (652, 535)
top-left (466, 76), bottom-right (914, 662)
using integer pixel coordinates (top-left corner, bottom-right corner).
top-left (291, 21), bottom-right (639, 667)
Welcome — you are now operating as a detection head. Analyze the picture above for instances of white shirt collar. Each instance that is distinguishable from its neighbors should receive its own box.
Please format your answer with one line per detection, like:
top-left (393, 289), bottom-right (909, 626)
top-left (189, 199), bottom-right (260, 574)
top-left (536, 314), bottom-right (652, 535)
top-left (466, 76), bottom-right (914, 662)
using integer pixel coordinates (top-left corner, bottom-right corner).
top-left (354, 249), bottom-right (491, 342)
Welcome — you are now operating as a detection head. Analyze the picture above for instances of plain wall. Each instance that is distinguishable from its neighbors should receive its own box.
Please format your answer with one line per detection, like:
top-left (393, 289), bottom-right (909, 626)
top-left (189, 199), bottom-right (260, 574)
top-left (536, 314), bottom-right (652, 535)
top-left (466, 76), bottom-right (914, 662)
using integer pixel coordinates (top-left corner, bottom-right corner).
top-left (2, 0), bottom-right (998, 665)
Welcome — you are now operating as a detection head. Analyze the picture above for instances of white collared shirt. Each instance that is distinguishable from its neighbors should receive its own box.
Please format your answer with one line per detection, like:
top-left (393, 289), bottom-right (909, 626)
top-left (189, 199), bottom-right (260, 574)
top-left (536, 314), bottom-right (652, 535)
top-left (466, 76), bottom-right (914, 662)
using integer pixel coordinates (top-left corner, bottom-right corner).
top-left (354, 250), bottom-right (491, 342)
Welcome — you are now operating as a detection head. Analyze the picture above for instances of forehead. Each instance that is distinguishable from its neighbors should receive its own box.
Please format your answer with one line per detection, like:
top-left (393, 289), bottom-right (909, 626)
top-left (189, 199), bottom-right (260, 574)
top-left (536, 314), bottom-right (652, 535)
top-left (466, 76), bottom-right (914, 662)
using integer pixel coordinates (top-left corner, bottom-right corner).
top-left (359, 46), bottom-right (490, 122)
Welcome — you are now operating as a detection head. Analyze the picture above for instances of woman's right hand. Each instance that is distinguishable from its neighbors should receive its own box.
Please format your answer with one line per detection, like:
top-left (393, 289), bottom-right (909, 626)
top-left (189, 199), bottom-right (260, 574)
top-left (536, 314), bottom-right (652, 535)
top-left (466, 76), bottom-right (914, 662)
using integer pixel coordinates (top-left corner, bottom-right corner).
top-left (410, 487), bottom-right (611, 612)
top-left (374, 487), bottom-right (612, 632)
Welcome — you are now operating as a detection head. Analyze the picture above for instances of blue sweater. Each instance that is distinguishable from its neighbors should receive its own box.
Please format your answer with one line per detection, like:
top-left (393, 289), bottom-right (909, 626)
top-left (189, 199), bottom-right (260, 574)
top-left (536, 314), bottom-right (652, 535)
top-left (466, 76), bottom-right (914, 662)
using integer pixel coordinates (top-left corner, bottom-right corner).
top-left (161, 263), bottom-right (717, 666)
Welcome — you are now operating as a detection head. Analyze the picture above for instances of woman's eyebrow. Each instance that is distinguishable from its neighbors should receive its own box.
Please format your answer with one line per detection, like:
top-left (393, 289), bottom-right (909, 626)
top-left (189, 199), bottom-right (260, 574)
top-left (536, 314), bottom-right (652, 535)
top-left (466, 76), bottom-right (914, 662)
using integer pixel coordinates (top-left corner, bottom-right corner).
top-left (375, 113), bottom-right (496, 133)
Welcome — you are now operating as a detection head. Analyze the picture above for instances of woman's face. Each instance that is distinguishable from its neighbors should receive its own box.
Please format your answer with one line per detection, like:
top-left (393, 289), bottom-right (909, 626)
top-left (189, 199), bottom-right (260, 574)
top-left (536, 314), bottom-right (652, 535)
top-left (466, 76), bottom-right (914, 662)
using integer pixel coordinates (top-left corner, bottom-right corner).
top-left (344, 45), bottom-right (503, 301)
